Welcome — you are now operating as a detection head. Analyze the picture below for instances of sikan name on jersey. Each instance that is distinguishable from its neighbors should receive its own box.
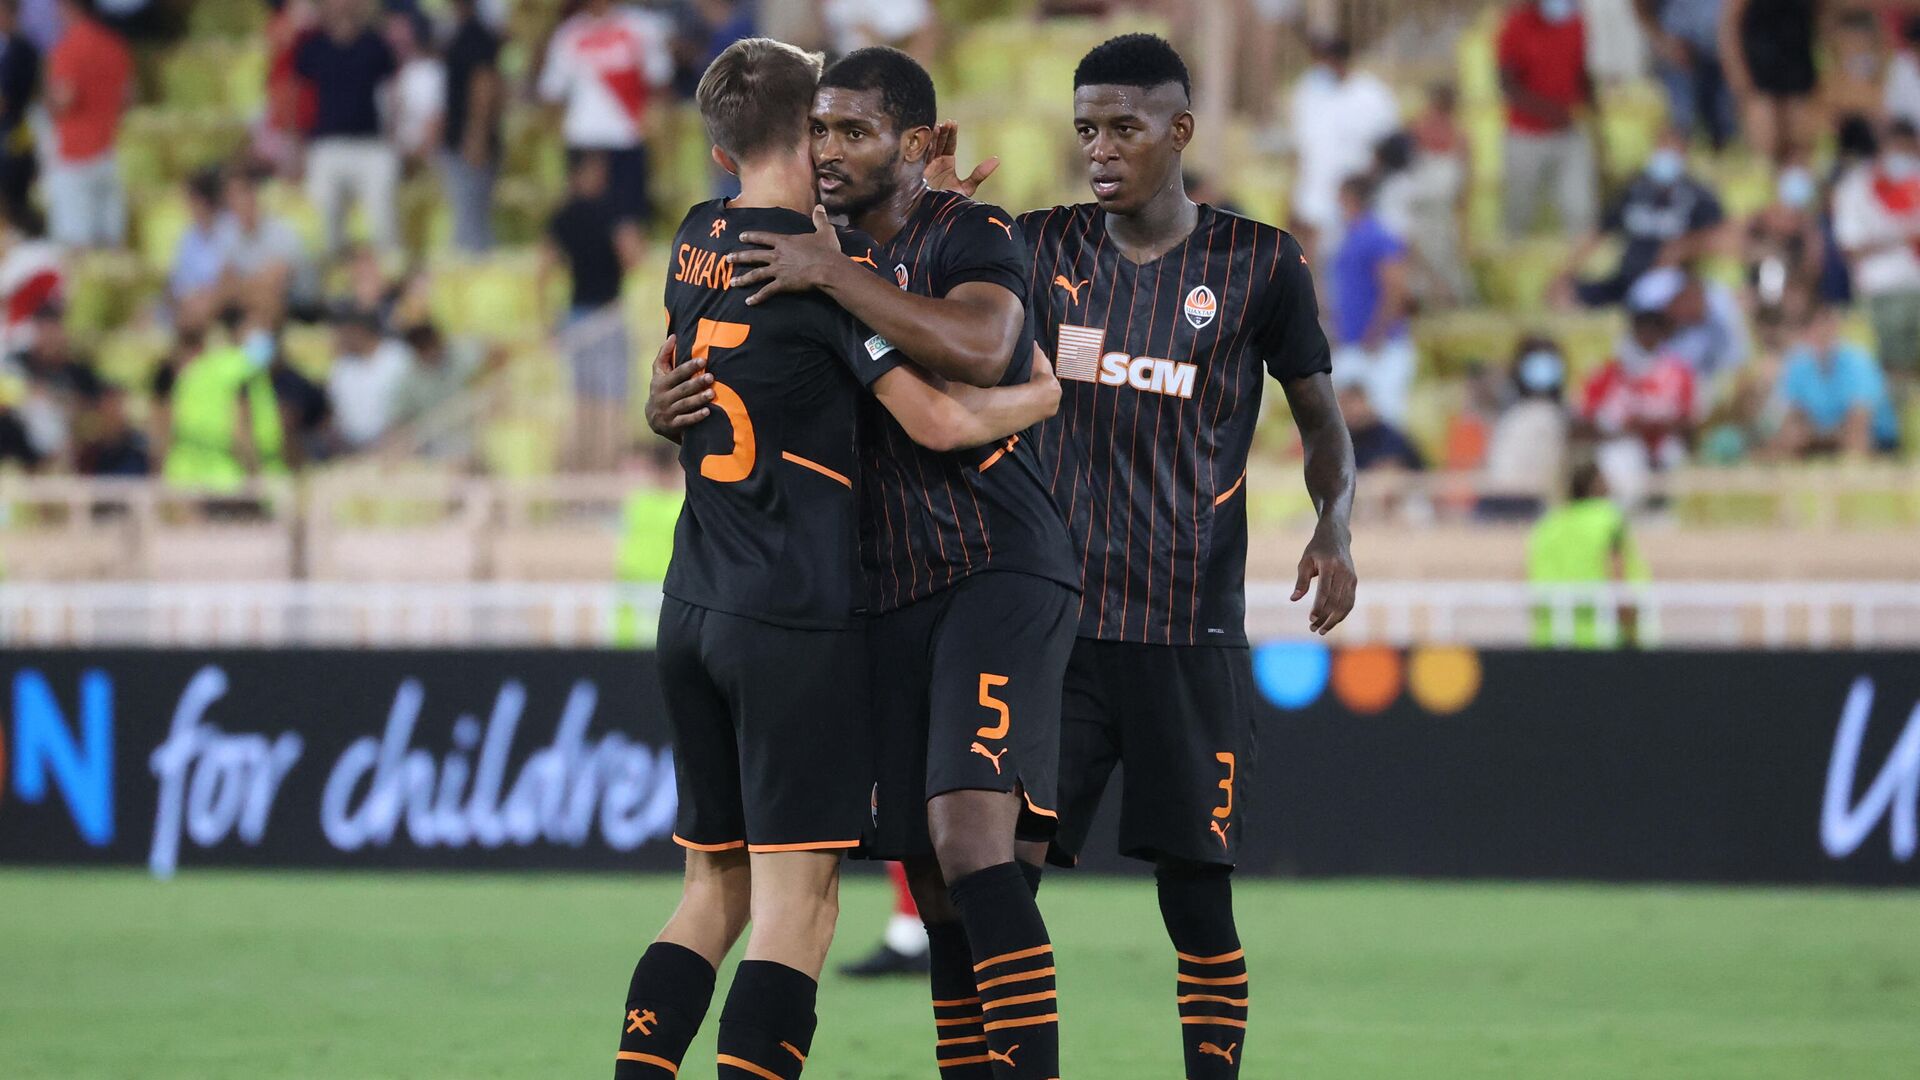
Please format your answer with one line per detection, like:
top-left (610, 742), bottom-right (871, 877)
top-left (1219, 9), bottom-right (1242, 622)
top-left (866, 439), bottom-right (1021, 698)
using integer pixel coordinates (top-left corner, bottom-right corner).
top-left (674, 243), bottom-right (734, 292)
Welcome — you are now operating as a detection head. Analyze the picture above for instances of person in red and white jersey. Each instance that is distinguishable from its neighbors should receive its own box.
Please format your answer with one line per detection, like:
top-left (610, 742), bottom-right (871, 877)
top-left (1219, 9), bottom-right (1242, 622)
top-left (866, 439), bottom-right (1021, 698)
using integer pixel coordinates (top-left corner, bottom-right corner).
top-left (538, 0), bottom-right (674, 223)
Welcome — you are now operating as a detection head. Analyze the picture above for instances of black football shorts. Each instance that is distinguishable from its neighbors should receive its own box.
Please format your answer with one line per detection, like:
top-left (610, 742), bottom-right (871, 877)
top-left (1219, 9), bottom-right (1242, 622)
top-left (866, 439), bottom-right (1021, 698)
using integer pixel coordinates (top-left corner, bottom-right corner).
top-left (865, 571), bottom-right (1076, 860)
top-left (657, 598), bottom-right (869, 854)
top-left (1049, 639), bottom-right (1258, 868)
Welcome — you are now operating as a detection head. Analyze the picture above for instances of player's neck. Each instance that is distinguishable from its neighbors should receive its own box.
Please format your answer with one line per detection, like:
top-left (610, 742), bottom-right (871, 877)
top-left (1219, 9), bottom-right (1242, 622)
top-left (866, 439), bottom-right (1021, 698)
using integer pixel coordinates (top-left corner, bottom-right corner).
top-left (852, 176), bottom-right (928, 247)
top-left (730, 159), bottom-right (818, 216)
top-left (1106, 186), bottom-right (1200, 265)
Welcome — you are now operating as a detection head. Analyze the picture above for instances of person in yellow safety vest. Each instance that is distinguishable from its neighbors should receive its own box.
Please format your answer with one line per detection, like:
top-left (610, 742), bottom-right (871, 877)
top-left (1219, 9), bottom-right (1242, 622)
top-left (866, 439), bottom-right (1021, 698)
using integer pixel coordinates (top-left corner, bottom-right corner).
top-left (613, 444), bottom-right (684, 648)
top-left (158, 325), bottom-right (288, 491)
top-left (1527, 459), bottom-right (1651, 648)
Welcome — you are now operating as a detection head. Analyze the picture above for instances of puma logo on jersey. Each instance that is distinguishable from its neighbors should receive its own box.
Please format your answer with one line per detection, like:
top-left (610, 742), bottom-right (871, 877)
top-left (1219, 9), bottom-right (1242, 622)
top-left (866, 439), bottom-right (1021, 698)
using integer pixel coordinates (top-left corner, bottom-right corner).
top-left (1053, 323), bottom-right (1198, 398)
top-left (850, 249), bottom-right (879, 269)
top-left (987, 216), bottom-right (1014, 240)
top-left (1210, 820), bottom-right (1232, 849)
top-left (970, 742), bottom-right (1009, 774)
top-left (1053, 275), bottom-right (1090, 304)
top-left (1200, 1041), bottom-right (1237, 1064)
top-left (988, 1045), bottom-right (1019, 1067)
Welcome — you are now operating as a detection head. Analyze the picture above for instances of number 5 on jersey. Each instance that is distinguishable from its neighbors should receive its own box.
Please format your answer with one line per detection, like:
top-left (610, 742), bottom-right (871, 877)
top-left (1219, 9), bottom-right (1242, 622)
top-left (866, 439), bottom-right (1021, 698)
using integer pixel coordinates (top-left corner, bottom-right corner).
top-left (691, 318), bottom-right (754, 482)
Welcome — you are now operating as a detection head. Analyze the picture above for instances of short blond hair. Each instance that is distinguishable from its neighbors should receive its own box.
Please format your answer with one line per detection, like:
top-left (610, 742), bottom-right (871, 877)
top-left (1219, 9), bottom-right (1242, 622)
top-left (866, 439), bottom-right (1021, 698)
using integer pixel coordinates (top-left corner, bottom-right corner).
top-left (697, 37), bottom-right (825, 164)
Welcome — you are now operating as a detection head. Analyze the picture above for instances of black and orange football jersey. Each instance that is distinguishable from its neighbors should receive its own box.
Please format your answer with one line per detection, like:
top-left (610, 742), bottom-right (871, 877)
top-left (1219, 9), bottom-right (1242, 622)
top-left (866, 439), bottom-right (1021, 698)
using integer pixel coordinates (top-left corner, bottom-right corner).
top-left (1018, 203), bottom-right (1332, 646)
top-left (662, 199), bottom-right (902, 629)
top-left (858, 187), bottom-right (1079, 612)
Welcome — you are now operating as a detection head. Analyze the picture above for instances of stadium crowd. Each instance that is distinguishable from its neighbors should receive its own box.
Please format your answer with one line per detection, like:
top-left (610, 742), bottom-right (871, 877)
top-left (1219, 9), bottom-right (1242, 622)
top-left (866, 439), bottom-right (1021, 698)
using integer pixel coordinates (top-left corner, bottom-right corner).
top-left (0, 0), bottom-right (1914, 511)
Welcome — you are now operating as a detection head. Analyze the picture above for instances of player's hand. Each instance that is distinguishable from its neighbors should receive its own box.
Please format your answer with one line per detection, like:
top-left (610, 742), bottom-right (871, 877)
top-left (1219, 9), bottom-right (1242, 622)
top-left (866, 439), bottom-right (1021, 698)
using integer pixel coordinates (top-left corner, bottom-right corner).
top-left (730, 205), bottom-right (844, 306)
top-left (924, 120), bottom-right (999, 197)
top-left (1293, 524), bottom-right (1357, 635)
top-left (643, 334), bottom-right (711, 443)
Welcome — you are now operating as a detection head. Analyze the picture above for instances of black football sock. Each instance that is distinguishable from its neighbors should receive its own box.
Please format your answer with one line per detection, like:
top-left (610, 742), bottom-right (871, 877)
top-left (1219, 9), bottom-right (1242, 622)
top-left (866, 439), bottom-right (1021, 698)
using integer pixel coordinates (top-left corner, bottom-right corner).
top-left (615, 942), bottom-right (717, 1078)
top-left (1018, 859), bottom-right (1044, 898)
top-left (1158, 862), bottom-right (1247, 1078)
top-left (716, 959), bottom-right (818, 1079)
top-left (949, 862), bottom-right (1060, 1079)
top-left (927, 921), bottom-right (994, 1079)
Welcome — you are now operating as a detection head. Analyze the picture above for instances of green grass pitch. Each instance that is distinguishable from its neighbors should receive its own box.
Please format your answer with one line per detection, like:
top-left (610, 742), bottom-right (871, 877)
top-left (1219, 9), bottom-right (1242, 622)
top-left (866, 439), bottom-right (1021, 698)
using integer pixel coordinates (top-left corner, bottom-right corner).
top-left (2, 870), bottom-right (1916, 1078)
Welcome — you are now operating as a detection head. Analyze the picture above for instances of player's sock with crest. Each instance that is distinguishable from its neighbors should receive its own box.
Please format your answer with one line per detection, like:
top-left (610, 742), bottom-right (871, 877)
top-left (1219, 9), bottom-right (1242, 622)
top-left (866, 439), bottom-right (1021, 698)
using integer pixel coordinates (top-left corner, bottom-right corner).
top-left (1158, 863), bottom-right (1247, 1078)
top-left (615, 942), bottom-right (716, 1078)
top-left (926, 921), bottom-right (994, 1078)
top-left (715, 959), bottom-right (817, 1079)
top-left (949, 862), bottom-right (1060, 1079)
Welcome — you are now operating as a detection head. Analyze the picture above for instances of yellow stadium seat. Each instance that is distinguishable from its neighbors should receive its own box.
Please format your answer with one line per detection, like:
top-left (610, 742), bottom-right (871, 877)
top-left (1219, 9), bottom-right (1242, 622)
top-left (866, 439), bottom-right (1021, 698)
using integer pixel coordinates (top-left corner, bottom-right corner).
top-left (95, 328), bottom-right (171, 390)
top-left (137, 190), bottom-right (192, 277)
top-left (65, 253), bottom-right (152, 338)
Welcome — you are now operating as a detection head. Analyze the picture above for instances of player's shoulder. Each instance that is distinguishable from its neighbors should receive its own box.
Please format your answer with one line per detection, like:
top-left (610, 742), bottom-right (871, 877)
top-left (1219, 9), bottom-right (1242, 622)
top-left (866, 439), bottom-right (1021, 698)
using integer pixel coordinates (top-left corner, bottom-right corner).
top-left (925, 190), bottom-right (1022, 242)
top-left (1207, 205), bottom-right (1310, 271)
top-left (669, 198), bottom-right (730, 245)
top-left (1016, 203), bottom-right (1100, 242)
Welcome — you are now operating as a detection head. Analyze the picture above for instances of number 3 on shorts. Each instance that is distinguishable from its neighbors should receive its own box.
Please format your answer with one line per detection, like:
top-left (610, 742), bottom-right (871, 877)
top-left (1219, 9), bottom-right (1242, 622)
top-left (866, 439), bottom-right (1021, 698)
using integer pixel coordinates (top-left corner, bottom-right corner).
top-left (976, 673), bottom-right (1010, 739)
top-left (1213, 752), bottom-right (1235, 819)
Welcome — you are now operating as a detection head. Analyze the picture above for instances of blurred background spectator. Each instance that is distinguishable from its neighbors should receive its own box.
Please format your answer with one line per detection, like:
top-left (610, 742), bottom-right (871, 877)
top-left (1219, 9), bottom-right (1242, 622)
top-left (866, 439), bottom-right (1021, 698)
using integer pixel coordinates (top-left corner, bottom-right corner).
top-left (541, 150), bottom-right (642, 472)
top-left (1482, 335), bottom-right (1573, 517)
top-left (1343, 382), bottom-right (1426, 472)
top-left (1526, 459), bottom-right (1648, 648)
top-left (1395, 82), bottom-right (1474, 304)
top-left (1329, 175), bottom-right (1415, 425)
top-left (1579, 294), bottom-right (1698, 504)
top-left (1287, 33), bottom-right (1398, 255)
top-left (1498, 0), bottom-right (1597, 238)
top-left (1771, 301), bottom-right (1900, 459)
top-left (1832, 119), bottom-right (1920, 383)
top-left (1723, 0), bottom-right (1819, 166)
top-left (0, 0), bottom-right (41, 229)
top-left (324, 304), bottom-right (408, 453)
top-left (538, 0), bottom-right (672, 226)
top-left (1636, 0), bottom-right (1734, 152)
top-left (44, 0), bottom-right (132, 248)
top-left (440, 0), bottom-right (502, 253)
top-left (1743, 162), bottom-right (1825, 313)
top-left (823, 0), bottom-right (939, 65)
top-left (296, 0), bottom-right (398, 255)
top-left (1556, 128), bottom-right (1724, 307)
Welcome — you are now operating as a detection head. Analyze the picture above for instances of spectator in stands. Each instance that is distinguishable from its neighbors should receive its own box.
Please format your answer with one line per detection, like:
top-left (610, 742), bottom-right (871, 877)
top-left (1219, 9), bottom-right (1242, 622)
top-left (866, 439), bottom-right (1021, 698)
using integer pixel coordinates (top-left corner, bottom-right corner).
top-left (823, 0), bottom-right (937, 64)
top-left (1526, 459), bottom-right (1647, 649)
top-left (1555, 129), bottom-right (1725, 309)
top-left (44, 0), bottom-right (133, 249)
top-left (1286, 34), bottom-right (1399, 255)
top-left (0, 382), bottom-right (36, 470)
top-left (1722, 0), bottom-right (1819, 166)
top-left (258, 0), bottom-right (318, 179)
top-left (74, 382), bottom-right (146, 475)
top-left (0, 0), bottom-right (41, 228)
top-left (1744, 163), bottom-right (1825, 313)
top-left (1637, 0), bottom-right (1735, 151)
top-left (1328, 175), bottom-right (1415, 426)
top-left (1482, 336), bottom-right (1572, 518)
top-left (1824, 8), bottom-right (1886, 136)
top-left (1633, 266), bottom-right (1749, 384)
top-left (2, 300), bottom-right (99, 466)
top-left (242, 321), bottom-right (327, 471)
top-left (1497, 0), bottom-right (1598, 238)
top-left (1771, 302), bottom-right (1901, 458)
top-left (1400, 81), bottom-right (1473, 305)
top-left (538, 0), bottom-right (673, 225)
top-left (1832, 119), bottom-right (1920, 384)
top-left (1580, 298), bottom-right (1698, 506)
top-left (296, 0), bottom-right (399, 255)
top-left (169, 170), bottom-right (228, 317)
top-left (154, 323), bottom-right (271, 489)
top-left (386, 9), bottom-right (443, 178)
top-left (1886, 17), bottom-right (1920, 130)
top-left (324, 304), bottom-right (410, 452)
top-left (440, 0), bottom-right (502, 253)
top-left (392, 321), bottom-right (493, 463)
top-left (540, 151), bottom-right (643, 472)
top-left (1341, 383), bottom-right (1424, 473)
top-left (670, 0), bottom-right (756, 98)
top-left (217, 166), bottom-right (310, 324)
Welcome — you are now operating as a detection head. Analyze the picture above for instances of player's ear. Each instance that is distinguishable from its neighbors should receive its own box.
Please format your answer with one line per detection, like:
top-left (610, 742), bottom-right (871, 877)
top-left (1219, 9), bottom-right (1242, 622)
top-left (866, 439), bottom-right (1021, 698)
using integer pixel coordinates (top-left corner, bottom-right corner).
top-left (901, 124), bottom-right (935, 165)
top-left (711, 145), bottom-right (739, 177)
top-left (1169, 109), bottom-right (1196, 154)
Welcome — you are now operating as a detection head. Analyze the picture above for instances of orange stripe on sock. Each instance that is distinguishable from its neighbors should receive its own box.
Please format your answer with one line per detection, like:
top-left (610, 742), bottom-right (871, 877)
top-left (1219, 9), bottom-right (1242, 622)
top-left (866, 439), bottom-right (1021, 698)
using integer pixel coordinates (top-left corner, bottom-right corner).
top-left (935, 1035), bottom-right (988, 1047)
top-left (1179, 973), bottom-right (1250, 986)
top-left (1180, 1016), bottom-right (1249, 1029)
top-left (981, 989), bottom-right (1057, 1011)
top-left (780, 1041), bottom-right (805, 1064)
top-left (932, 996), bottom-right (981, 1007)
top-left (614, 1050), bottom-right (679, 1073)
top-left (976, 966), bottom-right (1054, 992)
top-left (672, 835), bottom-right (745, 852)
top-left (982, 1012), bottom-right (1059, 1033)
top-left (940, 1054), bottom-right (994, 1067)
top-left (1176, 948), bottom-right (1245, 965)
top-left (745, 839), bottom-right (861, 853)
top-left (935, 1016), bottom-right (983, 1028)
top-left (780, 451), bottom-right (852, 488)
top-left (715, 1053), bottom-right (784, 1080)
top-left (1176, 994), bottom-right (1250, 1006)
top-left (972, 944), bottom-right (1053, 973)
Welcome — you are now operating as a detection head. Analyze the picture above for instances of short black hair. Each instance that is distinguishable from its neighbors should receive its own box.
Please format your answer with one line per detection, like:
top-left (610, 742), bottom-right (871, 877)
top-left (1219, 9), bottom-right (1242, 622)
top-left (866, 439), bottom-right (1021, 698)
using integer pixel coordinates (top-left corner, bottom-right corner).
top-left (820, 46), bottom-right (936, 132)
top-left (1073, 33), bottom-right (1191, 101)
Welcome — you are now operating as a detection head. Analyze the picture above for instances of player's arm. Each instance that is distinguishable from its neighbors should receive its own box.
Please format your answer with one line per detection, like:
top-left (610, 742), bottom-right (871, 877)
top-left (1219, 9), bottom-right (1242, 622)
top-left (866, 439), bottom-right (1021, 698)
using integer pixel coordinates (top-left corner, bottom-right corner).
top-left (872, 344), bottom-right (1059, 452)
top-left (1285, 372), bottom-right (1358, 635)
top-left (642, 335), bottom-right (711, 444)
top-left (730, 207), bottom-right (1023, 387)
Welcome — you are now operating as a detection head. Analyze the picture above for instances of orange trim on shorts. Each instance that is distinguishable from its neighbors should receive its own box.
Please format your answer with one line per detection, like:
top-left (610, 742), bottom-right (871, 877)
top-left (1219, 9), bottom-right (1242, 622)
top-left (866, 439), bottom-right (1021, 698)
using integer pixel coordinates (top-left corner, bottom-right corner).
top-left (976, 966), bottom-right (1054, 992)
top-left (981, 989), bottom-right (1057, 1011)
top-left (1180, 1016), bottom-right (1249, 1028)
top-left (745, 839), bottom-right (861, 853)
top-left (672, 835), bottom-right (746, 852)
top-left (978, 435), bottom-right (1020, 473)
top-left (716, 1053), bottom-right (784, 1079)
top-left (1213, 471), bottom-right (1247, 506)
top-left (1177, 948), bottom-right (1245, 965)
top-left (1179, 972), bottom-right (1250, 986)
top-left (1176, 993), bottom-right (1250, 1007)
top-left (1021, 791), bottom-right (1058, 819)
top-left (973, 944), bottom-right (1053, 973)
top-left (781, 451), bottom-right (852, 489)
top-left (982, 1012), bottom-right (1059, 1033)
top-left (615, 1050), bottom-right (679, 1073)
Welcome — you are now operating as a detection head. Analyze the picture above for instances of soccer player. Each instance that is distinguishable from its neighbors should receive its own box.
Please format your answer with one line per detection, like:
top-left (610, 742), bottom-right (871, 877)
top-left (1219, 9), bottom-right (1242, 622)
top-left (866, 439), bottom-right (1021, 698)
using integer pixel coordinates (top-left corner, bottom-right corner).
top-left (1014, 34), bottom-right (1360, 1079)
top-left (715, 46), bottom-right (1081, 1080)
top-left (619, 38), bottom-right (1060, 1080)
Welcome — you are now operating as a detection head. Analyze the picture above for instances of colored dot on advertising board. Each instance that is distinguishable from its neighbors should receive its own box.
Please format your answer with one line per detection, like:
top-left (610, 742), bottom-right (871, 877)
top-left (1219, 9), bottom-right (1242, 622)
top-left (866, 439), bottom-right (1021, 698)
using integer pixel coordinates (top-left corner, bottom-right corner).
top-left (1252, 641), bottom-right (1332, 710)
top-left (1330, 646), bottom-right (1404, 715)
top-left (1408, 647), bottom-right (1483, 715)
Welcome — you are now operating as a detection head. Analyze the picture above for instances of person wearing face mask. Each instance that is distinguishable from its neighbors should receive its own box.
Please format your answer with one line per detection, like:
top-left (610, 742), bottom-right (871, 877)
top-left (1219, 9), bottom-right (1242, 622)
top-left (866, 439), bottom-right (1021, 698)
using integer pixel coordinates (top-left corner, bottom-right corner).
top-left (1743, 163), bottom-right (1826, 313)
top-left (1286, 34), bottom-right (1400, 256)
top-left (1832, 119), bottom-right (1920, 382)
top-left (1481, 335), bottom-right (1573, 518)
top-left (1577, 292), bottom-right (1699, 507)
top-left (1554, 128), bottom-right (1725, 308)
top-left (1496, 0), bottom-right (1600, 238)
